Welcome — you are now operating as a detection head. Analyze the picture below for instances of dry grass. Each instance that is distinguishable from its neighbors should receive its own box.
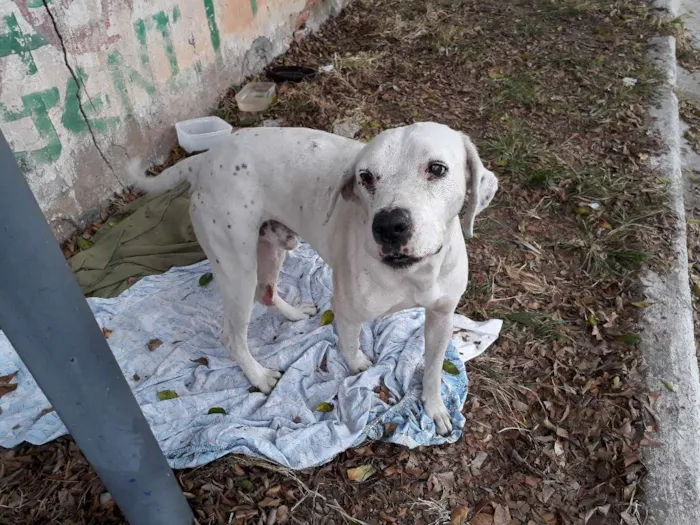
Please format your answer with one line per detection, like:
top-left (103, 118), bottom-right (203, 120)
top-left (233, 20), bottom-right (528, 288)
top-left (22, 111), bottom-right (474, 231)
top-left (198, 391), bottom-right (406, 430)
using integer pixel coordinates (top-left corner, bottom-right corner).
top-left (1, 0), bottom-right (684, 523)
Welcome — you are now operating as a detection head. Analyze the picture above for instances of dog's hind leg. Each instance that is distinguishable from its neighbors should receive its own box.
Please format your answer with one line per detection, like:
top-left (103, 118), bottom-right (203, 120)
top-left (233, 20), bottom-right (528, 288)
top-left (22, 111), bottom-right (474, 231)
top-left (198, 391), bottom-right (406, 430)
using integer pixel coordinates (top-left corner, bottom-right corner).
top-left (195, 223), bottom-right (282, 393)
top-left (256, 237), bottom-right (318, 321)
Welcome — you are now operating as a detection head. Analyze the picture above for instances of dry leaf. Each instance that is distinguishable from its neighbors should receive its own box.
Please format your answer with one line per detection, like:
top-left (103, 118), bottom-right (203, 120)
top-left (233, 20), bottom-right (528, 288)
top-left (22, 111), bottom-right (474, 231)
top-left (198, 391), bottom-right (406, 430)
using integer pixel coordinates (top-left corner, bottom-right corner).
top-left (450, 505), bottom-right (470, 525)
top-left (0, 379), bottom-right (18, 399)
top-left (384, 465), bottom-right (401, 476)
top-left (102, 327), bottom-right (113, 338)
top-left (554, 439), bottom-right (565, 456)
top-left (147, 338), bottom-right (163, 351)
top-left (258, 497), bottom-right (281, 508)
top-left (347, 464), bottom-right (376, 482)
top-left (493, 504), bottom-right (511, 525)
top-left (0, 371), bottom-right (18, 385)
top-left (471, 514), bottom-right (494, 525)
top-left (384, 422), bottom-right (398, 437)
top-left (191, 357), bottom-right (209, 367)
top-left (265, 485), bottom-right (282, 496)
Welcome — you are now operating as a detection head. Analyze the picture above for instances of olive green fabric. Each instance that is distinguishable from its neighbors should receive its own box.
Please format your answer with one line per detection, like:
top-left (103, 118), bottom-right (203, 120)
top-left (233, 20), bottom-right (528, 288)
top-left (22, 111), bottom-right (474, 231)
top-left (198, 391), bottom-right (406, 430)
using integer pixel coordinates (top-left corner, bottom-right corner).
top-left (69, 183), bottom-right (206, 298)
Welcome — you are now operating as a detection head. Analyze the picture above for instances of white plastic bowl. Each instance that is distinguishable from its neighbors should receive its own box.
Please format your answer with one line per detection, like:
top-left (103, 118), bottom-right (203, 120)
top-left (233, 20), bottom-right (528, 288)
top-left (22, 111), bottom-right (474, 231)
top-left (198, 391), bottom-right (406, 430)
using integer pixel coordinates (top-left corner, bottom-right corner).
top-left (175, 116), bottom-right (232, 154)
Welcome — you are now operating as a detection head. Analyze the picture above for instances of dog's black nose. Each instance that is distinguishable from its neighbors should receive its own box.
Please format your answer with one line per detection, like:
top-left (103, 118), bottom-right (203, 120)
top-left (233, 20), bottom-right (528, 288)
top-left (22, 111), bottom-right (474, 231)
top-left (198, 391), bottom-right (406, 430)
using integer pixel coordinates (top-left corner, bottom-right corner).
top-left (372, 208), bottom-right (412, 246)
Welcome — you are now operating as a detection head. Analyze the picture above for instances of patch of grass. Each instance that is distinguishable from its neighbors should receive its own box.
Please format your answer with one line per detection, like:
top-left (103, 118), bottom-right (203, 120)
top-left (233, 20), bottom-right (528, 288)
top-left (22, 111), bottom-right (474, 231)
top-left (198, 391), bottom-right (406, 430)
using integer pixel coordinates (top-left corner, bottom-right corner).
top-left (482, 120), bottom-right (568, 187)
top-left (501, 310), bottom-right (567, 341)
top-left (491, 72), bottom-right (539, 109)
top-left (680, 98), bottom-right (700, 154)
top-left (657, 16), bottom-right (700, 71)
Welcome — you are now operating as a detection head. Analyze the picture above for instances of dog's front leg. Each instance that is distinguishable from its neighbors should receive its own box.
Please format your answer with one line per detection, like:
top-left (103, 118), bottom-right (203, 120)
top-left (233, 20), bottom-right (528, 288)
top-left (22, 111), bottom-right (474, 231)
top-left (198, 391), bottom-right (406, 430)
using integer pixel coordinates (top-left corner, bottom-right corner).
top-left (334, 314), bottom-right (373, 375)
top-left (423, 307), bottom-right (455, 436)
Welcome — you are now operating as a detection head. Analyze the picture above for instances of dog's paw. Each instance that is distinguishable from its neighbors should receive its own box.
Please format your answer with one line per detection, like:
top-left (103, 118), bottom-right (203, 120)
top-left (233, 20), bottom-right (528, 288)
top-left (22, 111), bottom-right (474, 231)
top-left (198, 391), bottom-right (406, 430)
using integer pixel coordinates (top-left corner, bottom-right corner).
top-left (299, 304), bottom-right (319, 316)
top-left (347, 353), bottom-right (373, 375)
top-left (249, 367), bottom-right (282, 394)
top-left (422, 393), bottom-right (453, 436)
top-left (277, 301), bottom-right (317, 322)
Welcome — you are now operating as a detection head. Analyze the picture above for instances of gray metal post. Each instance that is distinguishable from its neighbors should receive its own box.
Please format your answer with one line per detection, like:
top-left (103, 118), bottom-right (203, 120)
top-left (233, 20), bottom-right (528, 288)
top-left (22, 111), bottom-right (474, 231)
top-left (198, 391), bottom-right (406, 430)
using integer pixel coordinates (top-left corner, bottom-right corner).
top-left (0, 131), bottom-right (194, 525)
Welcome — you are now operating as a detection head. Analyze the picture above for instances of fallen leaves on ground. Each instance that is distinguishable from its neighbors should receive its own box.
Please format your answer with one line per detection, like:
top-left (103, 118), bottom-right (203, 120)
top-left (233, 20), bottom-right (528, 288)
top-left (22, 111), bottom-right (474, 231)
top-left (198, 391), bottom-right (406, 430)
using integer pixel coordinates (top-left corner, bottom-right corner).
top-left (347, 464), bottom-right (376, 482)
top-left (191, 357), bottom-right (209, 367)
top-left (5, 0), bottom-right (681, 523)
top-left (146, 338), bottom-right (162, 351)
top-left (199, 272), bottom-right (213, 286)
top-left (320, 309), bottom-right (335, 326)
top-left (156, 390), bottom-right (178, 401)
top-left (0, 371), bottom-right (18, 399)
top-left (314, 401), bottom-right (334, 413)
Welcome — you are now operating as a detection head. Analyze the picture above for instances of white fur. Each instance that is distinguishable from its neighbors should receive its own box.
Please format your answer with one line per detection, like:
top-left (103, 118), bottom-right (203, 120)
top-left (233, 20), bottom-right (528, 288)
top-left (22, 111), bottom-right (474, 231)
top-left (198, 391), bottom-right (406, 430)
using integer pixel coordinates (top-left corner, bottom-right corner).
top-left (127, 123), bottom-right (498, 435)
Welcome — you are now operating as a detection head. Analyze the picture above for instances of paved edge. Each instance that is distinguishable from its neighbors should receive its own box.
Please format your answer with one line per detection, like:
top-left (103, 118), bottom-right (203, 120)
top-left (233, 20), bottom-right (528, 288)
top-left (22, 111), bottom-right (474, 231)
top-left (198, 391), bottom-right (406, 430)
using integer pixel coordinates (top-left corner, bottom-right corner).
top-left (641, 34), bottom-right (700, 525)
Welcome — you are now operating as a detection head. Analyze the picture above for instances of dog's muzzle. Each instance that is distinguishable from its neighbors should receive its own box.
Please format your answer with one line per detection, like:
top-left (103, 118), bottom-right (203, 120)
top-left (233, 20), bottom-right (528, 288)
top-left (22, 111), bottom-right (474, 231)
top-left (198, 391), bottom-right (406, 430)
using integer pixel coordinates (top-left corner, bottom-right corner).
top-left (372, 208), bottom-right (419, 269)
top-left (372, 207), bottom-right (412, 246)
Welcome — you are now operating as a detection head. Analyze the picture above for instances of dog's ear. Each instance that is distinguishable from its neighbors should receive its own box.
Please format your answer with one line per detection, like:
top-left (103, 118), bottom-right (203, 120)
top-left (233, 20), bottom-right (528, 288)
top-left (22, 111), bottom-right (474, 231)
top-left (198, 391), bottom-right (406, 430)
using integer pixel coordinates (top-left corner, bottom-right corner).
top-left (461, 134), bottom-right (498, 238)
top-left (324, 162), bottom-right (358, 224)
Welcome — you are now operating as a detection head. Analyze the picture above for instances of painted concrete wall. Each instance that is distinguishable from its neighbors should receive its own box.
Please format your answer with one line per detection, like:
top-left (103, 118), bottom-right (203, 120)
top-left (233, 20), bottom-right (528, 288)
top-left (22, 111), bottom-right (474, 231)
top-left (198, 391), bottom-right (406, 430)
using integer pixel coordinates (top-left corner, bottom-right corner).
top-left (0, 0), bottom-right (346, 240)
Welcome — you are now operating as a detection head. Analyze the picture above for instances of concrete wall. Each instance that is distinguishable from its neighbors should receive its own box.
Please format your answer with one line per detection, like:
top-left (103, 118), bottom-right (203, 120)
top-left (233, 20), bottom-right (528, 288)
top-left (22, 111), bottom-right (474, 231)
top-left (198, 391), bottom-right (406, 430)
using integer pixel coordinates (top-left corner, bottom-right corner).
top-left (0, 0), bottom-right (346, 240)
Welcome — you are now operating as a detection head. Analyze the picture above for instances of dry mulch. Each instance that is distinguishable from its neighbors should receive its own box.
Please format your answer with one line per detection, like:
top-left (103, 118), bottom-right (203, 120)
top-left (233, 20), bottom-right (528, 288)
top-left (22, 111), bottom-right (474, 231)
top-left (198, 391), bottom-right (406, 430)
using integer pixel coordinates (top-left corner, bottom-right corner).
top-left (2, 0), bottom-right (696, 523)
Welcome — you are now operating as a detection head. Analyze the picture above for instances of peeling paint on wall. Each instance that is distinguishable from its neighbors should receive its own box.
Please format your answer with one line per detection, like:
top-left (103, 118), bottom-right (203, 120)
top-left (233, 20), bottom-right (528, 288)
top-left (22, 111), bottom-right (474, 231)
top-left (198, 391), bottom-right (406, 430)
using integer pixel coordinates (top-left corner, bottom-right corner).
top-left (0, 0), bottom-right (348, 240)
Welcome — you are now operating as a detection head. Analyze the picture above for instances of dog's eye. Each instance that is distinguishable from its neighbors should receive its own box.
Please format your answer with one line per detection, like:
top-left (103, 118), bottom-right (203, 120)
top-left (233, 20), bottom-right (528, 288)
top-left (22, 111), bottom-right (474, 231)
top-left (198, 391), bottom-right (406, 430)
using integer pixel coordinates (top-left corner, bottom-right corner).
top-left (359, 170), bottom-right (375, 186)
top-left (427, 162), bottom-right (448, 179)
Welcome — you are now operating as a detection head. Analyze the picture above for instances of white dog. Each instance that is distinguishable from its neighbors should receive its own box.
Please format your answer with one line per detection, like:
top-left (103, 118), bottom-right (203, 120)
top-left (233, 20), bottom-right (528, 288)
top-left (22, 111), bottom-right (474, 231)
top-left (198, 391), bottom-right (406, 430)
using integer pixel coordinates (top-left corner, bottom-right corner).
top-left (128, 122), bottom-right (497, 435)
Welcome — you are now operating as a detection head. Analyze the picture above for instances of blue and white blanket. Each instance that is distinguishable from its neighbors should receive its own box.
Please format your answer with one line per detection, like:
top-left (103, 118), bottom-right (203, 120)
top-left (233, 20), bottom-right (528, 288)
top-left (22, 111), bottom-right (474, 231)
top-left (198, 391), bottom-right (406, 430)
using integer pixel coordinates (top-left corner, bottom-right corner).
top-left (0, 243), bottom-right (501, 469)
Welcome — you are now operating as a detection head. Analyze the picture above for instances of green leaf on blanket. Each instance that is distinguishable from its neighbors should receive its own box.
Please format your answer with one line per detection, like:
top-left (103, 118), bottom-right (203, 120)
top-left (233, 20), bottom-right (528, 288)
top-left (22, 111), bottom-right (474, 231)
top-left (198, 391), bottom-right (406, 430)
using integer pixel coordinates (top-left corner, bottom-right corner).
top-left (320, 310), bottom-right (335, 326)
top-left (77, 237), bottom-right (93, 251)
top-left (199, 272), bottom-right (213, 286)
top-left (442, 360), bottom-right (460, 375)
top-left (208, 407), bottom-right (227, 415)
top-left (315, 401), bottom-right (335, 413)
top-left (157, 390), bottom-right (178, 401)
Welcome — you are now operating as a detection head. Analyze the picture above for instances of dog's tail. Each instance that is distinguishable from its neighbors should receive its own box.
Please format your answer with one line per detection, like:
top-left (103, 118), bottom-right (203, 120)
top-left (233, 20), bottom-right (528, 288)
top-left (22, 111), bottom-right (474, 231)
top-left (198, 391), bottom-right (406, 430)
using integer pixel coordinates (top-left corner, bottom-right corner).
top-left (125, 156), bottom-right (198, 195)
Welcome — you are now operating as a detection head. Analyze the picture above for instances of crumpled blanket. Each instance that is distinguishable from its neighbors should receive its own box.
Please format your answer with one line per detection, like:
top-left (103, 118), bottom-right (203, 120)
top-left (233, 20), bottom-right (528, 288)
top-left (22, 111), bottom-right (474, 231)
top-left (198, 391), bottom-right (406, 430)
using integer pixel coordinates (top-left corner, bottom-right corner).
top-left (0, 243), bottom-right (501, 469)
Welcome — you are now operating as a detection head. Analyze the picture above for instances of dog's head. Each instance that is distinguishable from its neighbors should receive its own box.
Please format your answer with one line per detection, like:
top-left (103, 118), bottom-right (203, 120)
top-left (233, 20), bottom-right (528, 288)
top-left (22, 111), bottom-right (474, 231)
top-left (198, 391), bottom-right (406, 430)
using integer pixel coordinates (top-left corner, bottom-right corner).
top-left (325, 122), bottom-right (498, 269)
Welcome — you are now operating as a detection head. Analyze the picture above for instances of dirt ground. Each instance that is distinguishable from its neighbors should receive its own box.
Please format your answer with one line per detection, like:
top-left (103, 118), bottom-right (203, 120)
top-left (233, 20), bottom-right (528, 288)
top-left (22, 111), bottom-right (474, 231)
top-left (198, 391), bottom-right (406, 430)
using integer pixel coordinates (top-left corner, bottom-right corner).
top-left (2, 0), bottom-right (697, 524)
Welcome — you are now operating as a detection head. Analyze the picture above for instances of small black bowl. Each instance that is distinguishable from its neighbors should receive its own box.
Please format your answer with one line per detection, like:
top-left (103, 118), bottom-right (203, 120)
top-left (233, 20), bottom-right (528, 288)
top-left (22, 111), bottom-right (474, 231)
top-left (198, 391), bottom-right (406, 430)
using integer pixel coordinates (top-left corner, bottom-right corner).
top-left (267, 65), bottom-right (316, 83)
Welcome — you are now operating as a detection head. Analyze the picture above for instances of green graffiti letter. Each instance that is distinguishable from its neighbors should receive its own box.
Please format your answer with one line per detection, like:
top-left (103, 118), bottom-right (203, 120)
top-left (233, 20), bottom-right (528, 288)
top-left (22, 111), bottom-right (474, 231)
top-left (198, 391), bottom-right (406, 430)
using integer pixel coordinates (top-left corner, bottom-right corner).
top-left (61, 67), bottom-right (120, 135)
top-left (203, 0), bottom-right (220, 53)
top-left (107, 51), bottom-right (157, 119)
top-left (0, 13), bottom-right (49, 75)
top-left (0, 87), bottom-right (61, 168)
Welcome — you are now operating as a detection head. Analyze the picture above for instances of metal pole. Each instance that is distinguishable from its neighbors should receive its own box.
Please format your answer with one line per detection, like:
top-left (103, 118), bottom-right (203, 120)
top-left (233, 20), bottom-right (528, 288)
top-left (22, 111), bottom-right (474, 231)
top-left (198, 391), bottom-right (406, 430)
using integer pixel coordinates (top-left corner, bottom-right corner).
top-left (0, 131), bottom-right (194, 525)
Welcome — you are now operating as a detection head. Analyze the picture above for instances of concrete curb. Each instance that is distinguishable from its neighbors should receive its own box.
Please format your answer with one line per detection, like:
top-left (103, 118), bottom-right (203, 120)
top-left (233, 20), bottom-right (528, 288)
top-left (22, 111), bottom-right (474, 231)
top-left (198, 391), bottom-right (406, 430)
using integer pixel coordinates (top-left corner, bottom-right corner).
top-left (640, 35), bottom-right (700, 525)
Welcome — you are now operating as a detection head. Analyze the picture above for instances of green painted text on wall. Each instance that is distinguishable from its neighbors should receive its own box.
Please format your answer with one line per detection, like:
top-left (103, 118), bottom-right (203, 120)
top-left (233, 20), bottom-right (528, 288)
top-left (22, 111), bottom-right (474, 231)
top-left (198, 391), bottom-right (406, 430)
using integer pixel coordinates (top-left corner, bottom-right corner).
top-left (134, 8), bottom-right (182, 78)
top-left (107, 51), bottom-right (157, 119)
top-left (0, 13), bottom-right (49, 75)
top-left (62, 68), bottom-right (120, 135)
top-left (203, 0), bottom-right (220, 53)
top-left (0, 88), bottom-right (61, 168)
